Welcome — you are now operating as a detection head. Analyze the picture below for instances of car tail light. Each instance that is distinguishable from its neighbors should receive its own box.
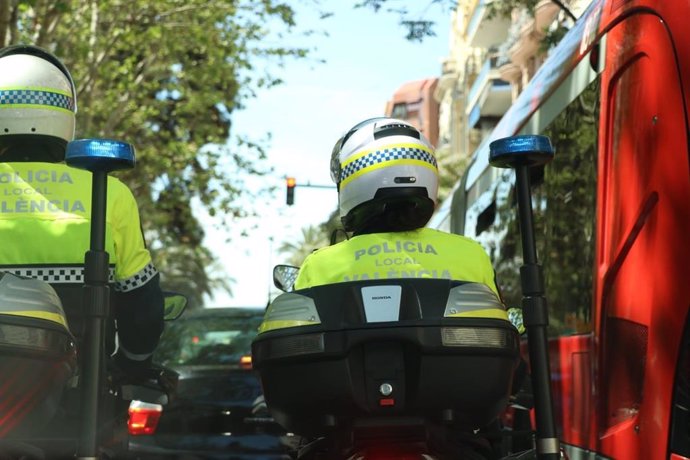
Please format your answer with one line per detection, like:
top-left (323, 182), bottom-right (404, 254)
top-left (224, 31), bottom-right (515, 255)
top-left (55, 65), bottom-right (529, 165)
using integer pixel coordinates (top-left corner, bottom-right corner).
top-left (240, 354), bottom-right (252, 369)
top-left (128, 400), bottom-right (163, 436)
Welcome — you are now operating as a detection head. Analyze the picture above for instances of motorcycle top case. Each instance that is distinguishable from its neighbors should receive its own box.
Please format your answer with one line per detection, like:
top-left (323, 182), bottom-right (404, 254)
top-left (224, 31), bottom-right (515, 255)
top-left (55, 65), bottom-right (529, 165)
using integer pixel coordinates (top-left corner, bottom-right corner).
top-left (252, 279), bottom-right (521, 437)
top-left (0, 272), bottom-right (77, 438)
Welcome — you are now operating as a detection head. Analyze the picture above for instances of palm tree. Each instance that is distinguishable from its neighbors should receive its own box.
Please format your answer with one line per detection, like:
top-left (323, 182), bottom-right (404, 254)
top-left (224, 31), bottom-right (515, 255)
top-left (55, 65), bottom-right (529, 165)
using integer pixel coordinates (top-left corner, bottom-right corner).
top-left (152, 244), bottom-right (232, 310)
top-left (278, 224), bottom-right (331, 267)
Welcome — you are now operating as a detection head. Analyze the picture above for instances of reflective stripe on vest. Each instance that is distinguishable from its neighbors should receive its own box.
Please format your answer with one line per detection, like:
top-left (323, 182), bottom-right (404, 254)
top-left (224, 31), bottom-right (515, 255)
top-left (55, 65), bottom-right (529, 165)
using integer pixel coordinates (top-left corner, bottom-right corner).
top-left (0, 261), bottom-right (157, 292)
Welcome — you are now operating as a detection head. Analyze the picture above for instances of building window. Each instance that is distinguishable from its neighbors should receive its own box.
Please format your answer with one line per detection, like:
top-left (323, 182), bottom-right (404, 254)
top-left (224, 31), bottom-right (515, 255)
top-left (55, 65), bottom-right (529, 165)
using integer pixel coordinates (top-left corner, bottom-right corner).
top-left (390, 103), bottom-right (407, 119)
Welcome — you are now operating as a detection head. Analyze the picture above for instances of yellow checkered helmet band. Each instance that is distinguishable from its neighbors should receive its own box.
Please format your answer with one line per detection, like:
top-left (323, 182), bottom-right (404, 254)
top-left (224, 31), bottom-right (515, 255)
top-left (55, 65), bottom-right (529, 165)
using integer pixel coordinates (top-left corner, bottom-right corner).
top-left (0, 88), bottom-right (75, 112)
top-left (339, 144), bottom-right (437, 186)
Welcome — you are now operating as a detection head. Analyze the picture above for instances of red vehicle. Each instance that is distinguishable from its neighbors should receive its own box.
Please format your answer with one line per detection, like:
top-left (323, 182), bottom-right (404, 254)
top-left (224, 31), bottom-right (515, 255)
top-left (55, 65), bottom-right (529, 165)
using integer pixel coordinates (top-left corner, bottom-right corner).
top-left (429, 0), bottom-right (690, 458)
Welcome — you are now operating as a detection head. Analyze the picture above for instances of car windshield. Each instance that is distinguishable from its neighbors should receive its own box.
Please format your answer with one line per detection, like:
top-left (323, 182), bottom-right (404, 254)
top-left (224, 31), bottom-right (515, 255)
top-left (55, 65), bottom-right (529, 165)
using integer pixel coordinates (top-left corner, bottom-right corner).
top-left (153, 310), bottom-right (263, 367)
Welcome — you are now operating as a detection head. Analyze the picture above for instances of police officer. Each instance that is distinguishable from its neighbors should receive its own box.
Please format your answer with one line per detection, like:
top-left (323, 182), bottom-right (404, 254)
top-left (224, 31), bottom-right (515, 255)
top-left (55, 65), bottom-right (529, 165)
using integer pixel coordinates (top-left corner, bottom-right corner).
top-left (291, 117), bottom-right (518, 458)
top-left (294, 117), bottom-right (504, 317)
top-left (0, 44), bottom-right (164, 378)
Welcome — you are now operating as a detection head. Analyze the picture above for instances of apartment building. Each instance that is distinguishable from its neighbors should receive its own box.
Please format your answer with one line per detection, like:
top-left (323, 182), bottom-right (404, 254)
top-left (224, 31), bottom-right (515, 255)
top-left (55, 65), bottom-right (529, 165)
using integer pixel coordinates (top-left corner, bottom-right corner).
top-left (384, 77), bottom-right (440, 148)
top-left (435, 0), bottom-right (593, 166)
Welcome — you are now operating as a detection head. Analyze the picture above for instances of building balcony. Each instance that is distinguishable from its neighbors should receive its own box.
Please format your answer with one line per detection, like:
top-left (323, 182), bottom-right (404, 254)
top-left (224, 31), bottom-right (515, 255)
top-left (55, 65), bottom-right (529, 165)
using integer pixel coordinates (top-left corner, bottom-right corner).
top-left (498, 60), bottom-right (521, 83)
top-left (465, 0), bottom-right (511, 48)
top-left (508, 18), bottom-right (542, 67)
top-left (441, 57), bottom-right (458, 75)
top-left (535, 0), bottom-right (561, 31)
top-left (435, 58), bottom-right (460, 101)
top-left (466, 56), bottom-right (511, 128)
top-left (507, 1), bottom-right (562, 67)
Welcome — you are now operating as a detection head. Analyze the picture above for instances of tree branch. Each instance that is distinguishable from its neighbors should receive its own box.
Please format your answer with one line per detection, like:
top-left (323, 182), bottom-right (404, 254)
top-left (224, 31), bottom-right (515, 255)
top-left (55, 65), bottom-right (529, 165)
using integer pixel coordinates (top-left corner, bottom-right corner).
top-left (36, 0), bottom-right (65, 47)
top-left (0, 0), bottom-right (15, 47)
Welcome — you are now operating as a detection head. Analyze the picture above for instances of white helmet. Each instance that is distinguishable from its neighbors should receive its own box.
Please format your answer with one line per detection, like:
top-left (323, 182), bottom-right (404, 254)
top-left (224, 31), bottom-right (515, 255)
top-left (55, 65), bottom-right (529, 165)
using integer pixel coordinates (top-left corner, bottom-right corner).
top-left (0, 44), bottom-right (77, 161)
top-left (330, 117), bottom-right (438, 232)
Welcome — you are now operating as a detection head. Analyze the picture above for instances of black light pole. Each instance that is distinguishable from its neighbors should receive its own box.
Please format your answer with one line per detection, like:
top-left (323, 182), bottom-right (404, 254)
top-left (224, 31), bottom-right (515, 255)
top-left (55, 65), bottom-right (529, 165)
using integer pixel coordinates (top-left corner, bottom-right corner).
top-left (65, 139), bottom-right (135, 460)
top-left (489, 135), bottom-right (560, 460)
top-left (80, 168), bottom-right (109, 459)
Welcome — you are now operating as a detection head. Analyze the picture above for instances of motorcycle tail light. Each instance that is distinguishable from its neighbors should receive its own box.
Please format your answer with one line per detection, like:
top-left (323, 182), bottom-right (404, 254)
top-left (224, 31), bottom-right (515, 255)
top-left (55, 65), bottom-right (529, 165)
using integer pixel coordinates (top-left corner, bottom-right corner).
top-left (0, 322), bottom-right (74, 356)
top-left (128, 400), bottom-right (163, 436)
top-left (256, 332), bottom-right (325, 360)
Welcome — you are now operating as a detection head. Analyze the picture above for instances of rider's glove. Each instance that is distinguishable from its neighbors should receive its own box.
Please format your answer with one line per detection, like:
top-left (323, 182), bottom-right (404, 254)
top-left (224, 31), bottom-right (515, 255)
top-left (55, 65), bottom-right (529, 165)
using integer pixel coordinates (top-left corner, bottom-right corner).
top-left (507, 307), bottom-right (526, 334)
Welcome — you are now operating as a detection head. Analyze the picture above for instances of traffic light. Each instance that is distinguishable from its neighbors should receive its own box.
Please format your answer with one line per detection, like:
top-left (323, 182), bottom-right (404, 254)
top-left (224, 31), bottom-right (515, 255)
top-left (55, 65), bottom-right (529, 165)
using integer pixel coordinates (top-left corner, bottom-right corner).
top-left (286, 177), bottom-right (296, 205)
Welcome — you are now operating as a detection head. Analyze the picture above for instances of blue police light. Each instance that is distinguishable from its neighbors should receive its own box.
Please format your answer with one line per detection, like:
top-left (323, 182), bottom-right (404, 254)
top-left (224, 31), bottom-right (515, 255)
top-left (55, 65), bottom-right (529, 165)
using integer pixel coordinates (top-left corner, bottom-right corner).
top-left (65, 138), bottom-right (135, 172)
top-left (489, 134), bottom-right (554, 169)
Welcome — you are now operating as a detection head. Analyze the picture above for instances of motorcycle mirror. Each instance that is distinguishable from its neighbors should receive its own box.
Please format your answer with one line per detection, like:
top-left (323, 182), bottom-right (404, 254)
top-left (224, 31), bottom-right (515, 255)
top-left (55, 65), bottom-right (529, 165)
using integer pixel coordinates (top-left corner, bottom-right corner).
top-left (65, 138), bottom-right (135, 172)
top-left (273, 264), bottom-right (299, 292)
top-left (163, 292), bottom-right (187, 320)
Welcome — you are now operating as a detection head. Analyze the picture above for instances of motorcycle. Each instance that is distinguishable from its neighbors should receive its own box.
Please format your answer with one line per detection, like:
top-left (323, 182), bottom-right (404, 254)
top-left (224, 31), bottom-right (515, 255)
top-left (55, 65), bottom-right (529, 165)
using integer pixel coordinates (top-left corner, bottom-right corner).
top-left (0, 139), bottom-right (187, 459)
top-left (251, 135), bottom-right (564, 460)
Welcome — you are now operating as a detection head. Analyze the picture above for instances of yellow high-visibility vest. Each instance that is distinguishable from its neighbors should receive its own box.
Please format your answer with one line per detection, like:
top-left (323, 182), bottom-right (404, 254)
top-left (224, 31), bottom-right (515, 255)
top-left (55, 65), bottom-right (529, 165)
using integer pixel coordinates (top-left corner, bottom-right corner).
top-left (295, 227), bottom-right (500, 298)
top-left (0, 162), bottom-right (155, 292)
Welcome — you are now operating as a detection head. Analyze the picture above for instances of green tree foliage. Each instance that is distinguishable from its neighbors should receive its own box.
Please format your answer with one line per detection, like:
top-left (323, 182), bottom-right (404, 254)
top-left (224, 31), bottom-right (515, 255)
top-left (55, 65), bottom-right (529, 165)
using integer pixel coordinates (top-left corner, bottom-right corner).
top-left (278, 223), bottom-right (330, 267)
top-left (0, 0), bottom-right (313, 308)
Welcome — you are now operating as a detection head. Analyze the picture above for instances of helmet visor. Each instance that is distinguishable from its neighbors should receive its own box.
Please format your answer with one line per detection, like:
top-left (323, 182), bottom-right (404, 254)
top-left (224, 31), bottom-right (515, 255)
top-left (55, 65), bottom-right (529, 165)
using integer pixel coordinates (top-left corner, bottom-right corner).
top-left (330, 138), bottom-right (343, 184)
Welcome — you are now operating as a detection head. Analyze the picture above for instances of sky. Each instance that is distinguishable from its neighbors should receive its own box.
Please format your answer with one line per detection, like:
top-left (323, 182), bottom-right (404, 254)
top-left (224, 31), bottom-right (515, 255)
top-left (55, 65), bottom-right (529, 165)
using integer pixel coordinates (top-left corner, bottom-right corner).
top-left (203, 2), bottom-right (452, 308)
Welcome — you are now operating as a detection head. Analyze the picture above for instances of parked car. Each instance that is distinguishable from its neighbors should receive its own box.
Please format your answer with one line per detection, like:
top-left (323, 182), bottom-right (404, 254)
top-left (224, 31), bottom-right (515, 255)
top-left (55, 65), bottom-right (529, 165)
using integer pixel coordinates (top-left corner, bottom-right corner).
top-left (127, 307), bottom-right (295, 459)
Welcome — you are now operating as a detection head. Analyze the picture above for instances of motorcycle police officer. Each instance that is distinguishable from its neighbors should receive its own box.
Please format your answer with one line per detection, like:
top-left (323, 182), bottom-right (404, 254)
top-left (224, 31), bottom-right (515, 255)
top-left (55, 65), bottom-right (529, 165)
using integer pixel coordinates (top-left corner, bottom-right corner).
top-left (294, 117), bottom-right (505, 323)
top-left (0, 44), bottom-right (164, 378)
